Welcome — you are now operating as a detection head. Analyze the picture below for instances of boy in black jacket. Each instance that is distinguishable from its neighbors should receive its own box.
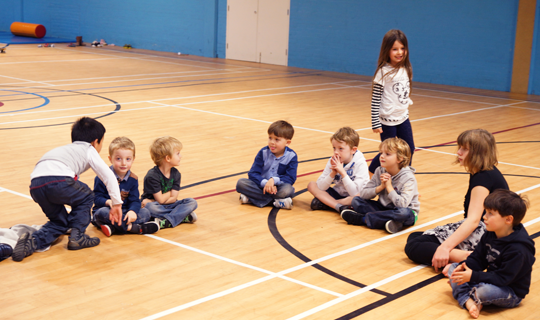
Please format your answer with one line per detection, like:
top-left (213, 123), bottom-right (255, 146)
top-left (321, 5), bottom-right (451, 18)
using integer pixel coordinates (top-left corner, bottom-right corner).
top-left (443, 189), bottom-right (535, 319)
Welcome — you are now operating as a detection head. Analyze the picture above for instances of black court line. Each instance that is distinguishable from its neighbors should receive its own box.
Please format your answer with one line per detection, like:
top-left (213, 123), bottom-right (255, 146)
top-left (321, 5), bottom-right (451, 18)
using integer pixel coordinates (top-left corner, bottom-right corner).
top-left (336, 231), bottom-right (540, 319)
top-left (0, 90), bottom-right (121, 130)
top-left (268, 188), bottom-right (391, 297)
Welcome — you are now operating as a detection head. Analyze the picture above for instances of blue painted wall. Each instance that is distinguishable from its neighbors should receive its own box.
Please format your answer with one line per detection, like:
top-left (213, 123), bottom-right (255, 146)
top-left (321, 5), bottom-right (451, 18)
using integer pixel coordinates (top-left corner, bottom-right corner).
top-left (0, 0), bottom-right (220, 57)
top-left (288, 0), bottom-right (519, 92)
top-left (529, 2), bottom-right (540, 95)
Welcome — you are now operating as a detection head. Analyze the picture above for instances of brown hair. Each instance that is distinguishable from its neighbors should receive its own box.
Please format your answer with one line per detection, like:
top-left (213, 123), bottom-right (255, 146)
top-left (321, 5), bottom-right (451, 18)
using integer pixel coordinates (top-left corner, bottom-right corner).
top-left (455, 129), bottom-right (497, 174)
top-left (331, 127), bottom-right (359, 149)
top-left (108, 136), bottom-right (136, 157)
top-left (380, 137), bottom-right (411, 169)
top-left (484, 189), bottom-right (529, 226)
top-left (268, 120), bottom-right (294, 140)
top-left (374, 29), bottom-right (413, 84)
top-left (149, 136), bottom-right (183, 166)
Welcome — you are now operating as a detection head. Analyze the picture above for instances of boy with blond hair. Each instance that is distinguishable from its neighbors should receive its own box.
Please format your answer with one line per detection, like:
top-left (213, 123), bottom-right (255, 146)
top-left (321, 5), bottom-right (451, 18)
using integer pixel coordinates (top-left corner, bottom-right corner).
top-left (236, 120), bottom-right (298, 209)
top-left (341, 137), bottom-right (419, 233)
top-left (444, 189), bottom-right (535, 319)
top-left (141, 136), bottom-right (197, 229)
top-left (13, 117), bottom-right (123, 262)
top-left (92, 137), bottom-right (159, 236)
top-left (307, 127), bottom-right (370, 213)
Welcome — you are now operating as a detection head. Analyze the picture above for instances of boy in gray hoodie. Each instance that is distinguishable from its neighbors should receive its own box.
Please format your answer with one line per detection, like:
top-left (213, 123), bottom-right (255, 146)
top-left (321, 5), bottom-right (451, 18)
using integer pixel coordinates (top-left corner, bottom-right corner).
top-left (341, 137), bottom-right (419, 233)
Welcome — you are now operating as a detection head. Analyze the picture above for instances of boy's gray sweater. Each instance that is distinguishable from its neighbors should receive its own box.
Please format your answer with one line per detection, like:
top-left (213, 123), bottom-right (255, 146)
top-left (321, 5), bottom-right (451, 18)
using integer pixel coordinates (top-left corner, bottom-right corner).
top-left (359, 166), bottom-right (420, 213)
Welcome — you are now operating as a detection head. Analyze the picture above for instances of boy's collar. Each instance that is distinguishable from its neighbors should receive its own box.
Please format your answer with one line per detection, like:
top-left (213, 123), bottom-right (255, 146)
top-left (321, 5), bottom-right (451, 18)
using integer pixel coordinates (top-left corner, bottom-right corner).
top-left (109, 165), bottom-right (130, 181)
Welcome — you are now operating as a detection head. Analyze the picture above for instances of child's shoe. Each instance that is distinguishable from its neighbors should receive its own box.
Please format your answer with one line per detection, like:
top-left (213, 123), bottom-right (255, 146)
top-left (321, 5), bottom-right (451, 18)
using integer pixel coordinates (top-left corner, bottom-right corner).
top-left (155, 218), bottom-right (173, 229)
top-left (131, 221), bottom-right (160, 234)
top-left (12, 232), bottom-right (37, 262)
top-left (0, 243), bottom-right (13, 262)
top-left (100, 224), bottom-right (113, 237)
top-left (67, 230), bottom-right (100, 250)
top-left (183, 212), bottom-right (198, 223)
top-left (239, 194), bottom-right (251, 204)
top-left (273, 197), bottom-right (293, 210)
top-left (341, 209), bottom-right (366, 226)
top-left (385, 220), bottom-right (404, 234)
top-left (310, 197), bottom-right (332, 211)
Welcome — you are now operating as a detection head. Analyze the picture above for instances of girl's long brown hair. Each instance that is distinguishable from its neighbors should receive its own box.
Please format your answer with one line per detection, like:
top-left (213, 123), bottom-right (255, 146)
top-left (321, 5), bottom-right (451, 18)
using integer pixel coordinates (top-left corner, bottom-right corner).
top-left (374, 29), bottom-right (413, 83)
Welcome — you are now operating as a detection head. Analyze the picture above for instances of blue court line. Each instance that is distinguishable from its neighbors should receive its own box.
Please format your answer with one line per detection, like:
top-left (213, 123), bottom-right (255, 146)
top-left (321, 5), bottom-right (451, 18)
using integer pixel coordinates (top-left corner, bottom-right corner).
top-left (0, 89), bottom-right (49, 113)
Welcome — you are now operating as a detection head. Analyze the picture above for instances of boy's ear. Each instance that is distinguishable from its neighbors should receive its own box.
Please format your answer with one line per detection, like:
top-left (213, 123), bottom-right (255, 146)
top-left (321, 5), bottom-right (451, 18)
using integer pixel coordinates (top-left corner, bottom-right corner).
top-left (286, 139), bottom-right (291, 146)
top-left (351, 146), bottom-right (358, 153)
top-left (108, 155), bottom-right (112, 163)
top-left (505, 215), bottom-right (514, 225)
top-left (90, 139), bottom-right (99, 148)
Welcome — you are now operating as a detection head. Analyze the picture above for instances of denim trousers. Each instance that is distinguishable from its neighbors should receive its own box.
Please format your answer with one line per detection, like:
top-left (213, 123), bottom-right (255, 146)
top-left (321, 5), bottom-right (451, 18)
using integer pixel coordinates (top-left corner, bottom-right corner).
top-left (447, 263), bottom-right (522, 309)
top-left (144, 198), bottom-right (198, 227)
top-left (351, 197), bottom-right (415, 229)
top-left (93, 207), bottom-right (151, 234)
top-left (29, 176), bottom-right (94, 250)
top-left (236, 178), bottom-right (294, 208)
top-left (369, 119), bottom-right (415, 173)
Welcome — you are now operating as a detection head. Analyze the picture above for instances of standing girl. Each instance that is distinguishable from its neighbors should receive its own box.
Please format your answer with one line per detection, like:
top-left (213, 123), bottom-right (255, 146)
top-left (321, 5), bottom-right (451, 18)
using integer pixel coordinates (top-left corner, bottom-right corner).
top-left (404, 129), bottom-right (509, 271)
top-left (369, 29), bottom-right (415, 174)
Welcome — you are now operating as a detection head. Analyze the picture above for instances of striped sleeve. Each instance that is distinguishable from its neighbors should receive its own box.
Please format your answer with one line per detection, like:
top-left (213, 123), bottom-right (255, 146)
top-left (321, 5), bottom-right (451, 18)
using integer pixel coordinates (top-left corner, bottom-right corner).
top-left (370, 83), bottom-right (383, 129)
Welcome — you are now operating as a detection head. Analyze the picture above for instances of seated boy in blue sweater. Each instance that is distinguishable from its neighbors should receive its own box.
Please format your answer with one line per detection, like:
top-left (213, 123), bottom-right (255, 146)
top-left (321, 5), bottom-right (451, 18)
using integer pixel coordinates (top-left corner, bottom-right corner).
top-left (92, 137), bottom-right (159, 236)
top-left (236, 120), bottom-right (298, 209)
top-left (444, 189), bottom-right (535, 319)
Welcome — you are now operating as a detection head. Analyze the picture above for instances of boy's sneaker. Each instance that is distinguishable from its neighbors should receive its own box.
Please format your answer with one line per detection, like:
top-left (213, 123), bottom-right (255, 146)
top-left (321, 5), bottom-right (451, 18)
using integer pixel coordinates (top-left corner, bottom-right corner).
top-left (273, 197), bottom-right (293, 210)
top-left (67, 233), bottom-right (100, 250)
top-left (12, 232), bottom-right (37, 262)
top-left (385, 220), bottom-right (404, 234)
top-left (183, 212), bottom-right (198, 223)
top-left (0, 243), bottom-right (13, 262)
top-left (239, 194), bottom-right (251, 204)
top-left (155, 218), bottom-right (173, 229)
top-left (341, 209), bottom-right (366, 226)
top-left (100, 224), bottom-right (113, 237)
top-left (140, 221), bottom-right (160, 234)
top-left (310, 197), bottom-right (332, 211)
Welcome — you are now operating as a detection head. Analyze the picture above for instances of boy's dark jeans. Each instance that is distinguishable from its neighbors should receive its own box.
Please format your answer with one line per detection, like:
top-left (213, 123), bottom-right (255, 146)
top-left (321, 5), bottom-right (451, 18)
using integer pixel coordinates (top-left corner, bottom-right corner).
top-left (30, 176), bottom-right (94, 250)
top-left (351, 197), bottom-right (415, 230)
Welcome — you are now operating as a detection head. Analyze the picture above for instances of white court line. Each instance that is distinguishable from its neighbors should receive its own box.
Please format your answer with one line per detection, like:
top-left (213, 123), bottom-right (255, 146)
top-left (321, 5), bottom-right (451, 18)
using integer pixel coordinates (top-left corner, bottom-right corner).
top-left (0, 57), bottom-right (132, 65)
top-left (0, 74), bottom-right (52, 86)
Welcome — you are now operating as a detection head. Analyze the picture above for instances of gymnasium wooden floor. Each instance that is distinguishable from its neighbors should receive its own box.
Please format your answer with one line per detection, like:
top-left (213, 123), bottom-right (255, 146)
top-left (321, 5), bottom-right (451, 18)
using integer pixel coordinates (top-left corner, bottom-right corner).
top-left (1, 44), bottom-right (539, 319)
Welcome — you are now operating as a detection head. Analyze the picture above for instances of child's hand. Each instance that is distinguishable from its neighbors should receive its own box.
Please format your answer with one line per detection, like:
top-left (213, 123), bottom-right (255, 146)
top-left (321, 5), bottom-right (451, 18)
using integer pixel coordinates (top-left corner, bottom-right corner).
top-left (380, 173), bottom-right (391, 182)
top-left (264, 178), bottom-right (277, 195)
top-left (373, 128), bottom-right (383, 134)
top-left (442, 264), bottom-right (451, 277)
top-left (141, 198), bottom-right (153, 208)
top-left (330, 155), bottom-right (345, 176)
top-left (105, 199), bottom-right (113, 208)
top-left (450, 263), bottom-right (472, 285)
top-left (123, 210), bottom-right (137, 224)
top-left (109, 204), bottom-right (123, 226)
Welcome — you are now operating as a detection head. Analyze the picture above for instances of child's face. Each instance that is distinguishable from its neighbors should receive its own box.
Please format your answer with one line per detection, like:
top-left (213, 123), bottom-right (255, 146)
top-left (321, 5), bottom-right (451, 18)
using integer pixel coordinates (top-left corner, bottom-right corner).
top-left (166, 149), bottom-right (182, 166)
top-left (483, 209), bottom-right (512, 233)
top-left (389, 40), bottom-right (406, 67)
top-left (268, 133), bottom-right (290, 157)
top-left (379, 147), bottom-right (401, 170)
top-left (331, 139), bottom-right (357, 164)
top-left (457, 145), bottom-right (469, 166)
top-left (108, 148), bottom-right (134, 177)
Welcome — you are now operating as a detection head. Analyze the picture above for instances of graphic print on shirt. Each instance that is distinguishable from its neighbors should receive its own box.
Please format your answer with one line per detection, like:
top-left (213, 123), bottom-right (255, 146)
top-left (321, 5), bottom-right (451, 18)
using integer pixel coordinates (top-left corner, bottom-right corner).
top-left (392, 81), bottom-right (410, 104)
top-left (160, 177), bottom-right (174, 193)
top-left (485, 243), bottom-right (501, 264)
top-left (120, 190), bottom-right (130, 201)
top-left (334, 166), bottom-right (356, 184)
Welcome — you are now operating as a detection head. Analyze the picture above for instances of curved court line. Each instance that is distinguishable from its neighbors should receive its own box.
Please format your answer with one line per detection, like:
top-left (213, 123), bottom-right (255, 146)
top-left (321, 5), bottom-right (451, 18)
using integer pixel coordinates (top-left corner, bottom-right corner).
top-left (0, 91), bottom-right (121, 130)
top-left (268, 191), bottom-right (391, 297)
top-left (0, 89), bottom-right (50, 113)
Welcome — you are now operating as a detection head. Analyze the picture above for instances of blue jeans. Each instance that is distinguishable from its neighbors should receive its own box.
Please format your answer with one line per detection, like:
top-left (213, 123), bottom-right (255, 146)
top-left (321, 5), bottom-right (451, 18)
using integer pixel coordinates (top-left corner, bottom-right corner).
top-left (144, 198), bottom-right (197, 227)
top-left (351, 197), bottom-right (416, 229)
top-left (29, 176), bottom-right (94, 250)
top-left (369, 118), bottom-right (415, 173)
top-left (236, 178), bottom-right (294, 208)
top-left (447, 263), bottom-right (522, 309)
top-left (93, 207), bottom-right (151, 234)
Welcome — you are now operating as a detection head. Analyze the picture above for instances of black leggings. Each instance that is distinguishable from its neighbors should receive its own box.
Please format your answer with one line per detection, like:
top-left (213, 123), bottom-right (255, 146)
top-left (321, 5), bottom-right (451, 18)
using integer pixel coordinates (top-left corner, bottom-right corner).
top-left (404, 232), bottom-right (441, 265)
